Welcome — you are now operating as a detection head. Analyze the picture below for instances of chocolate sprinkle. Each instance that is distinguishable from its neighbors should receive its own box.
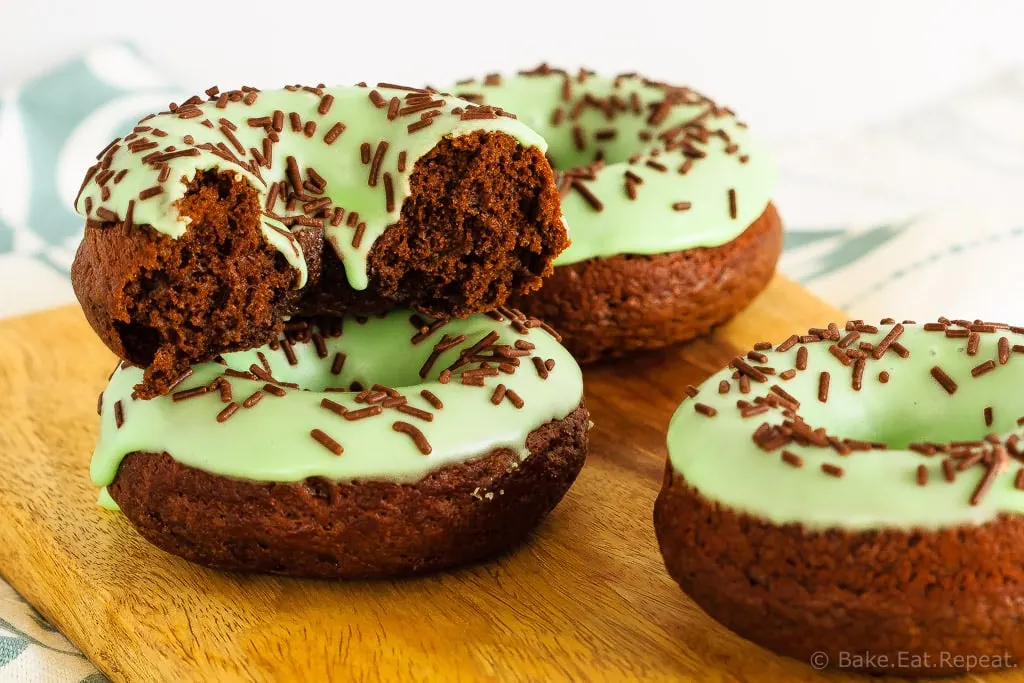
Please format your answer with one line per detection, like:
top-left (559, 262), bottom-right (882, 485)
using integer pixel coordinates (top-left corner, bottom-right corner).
top-left (224, 369), bottom-right (256, 380)
top-left (242, 391), bottom-right (264, 408)
top-left (280, 338), bottom-right (297, 366)
top-left (746, 351), bottom-right (768, 364)
top-left (967, 332), bottom-right (981, 356)
top-left (770, 384), bottom-right (801, 409)
top-left (781, 450), bottom-right (803, 468)
top-left (420, 389), bottom-right (443, 409)
top-left (970, 463), bottom-right (999, 506)
top-left (311, 428), bottom-right (343, 455)
top-left (828, 345), bottom-right (853, 367)
top-left (872, 323), bottom-right (904, 359)
top-left (930, 366), bottom-right (958, 394)
top-left (776, 335), bottom-right (798, 353)
top-left (172, 386), bottom-right (208, 402)
top-left (345, 406), bottom-right (383, 421)
top-left (505, 389), bottom-right (525, 409)
top-left (368, 141), bottom-right (388, 187)
top-left (818, 372), bottom-right (830, 402)
top-left (393, 421), bottom-right (431, 455)
top-left (320, 398), bottom-right (347, 417)
top-left (324, 122), bottom-right (346, 144)
top-left (731, 357), bottom-right (767, 383)
top-left (821, 463), bottom-right (844, 478)
top-left (694, 403), bottom-right (717, 417)
top-left (973, 360), bottom-right (996, 377)
top-left (383, 172), bottom-right (395, 212)
top-left (852, 359), bottom-right (865, 391)
top-left (570, 179), bottom-right (604, 211)
top-left (216, 403), bottom-right (239, 423)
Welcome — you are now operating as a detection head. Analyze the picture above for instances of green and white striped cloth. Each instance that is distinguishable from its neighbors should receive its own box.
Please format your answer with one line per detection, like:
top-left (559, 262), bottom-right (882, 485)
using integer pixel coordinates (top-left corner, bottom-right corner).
top-left (3, 44), bottom-right (1024, 682)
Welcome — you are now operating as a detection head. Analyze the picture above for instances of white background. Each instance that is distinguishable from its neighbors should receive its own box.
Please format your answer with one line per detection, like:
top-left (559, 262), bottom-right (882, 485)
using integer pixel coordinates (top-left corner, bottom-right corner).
top-left (3, 0), bottom-right (1024, 141)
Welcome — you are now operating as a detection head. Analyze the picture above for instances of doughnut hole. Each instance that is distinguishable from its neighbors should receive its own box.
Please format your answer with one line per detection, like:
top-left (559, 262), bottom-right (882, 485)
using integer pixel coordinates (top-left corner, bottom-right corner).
top-left (224, 313), bottom-right (462, 393)
top-left (72, 169), bottom-right (298, 398)
top-left (789, 348), bottom-right (1021, 449)
top-left (367, 131), bottom-right (567, 318)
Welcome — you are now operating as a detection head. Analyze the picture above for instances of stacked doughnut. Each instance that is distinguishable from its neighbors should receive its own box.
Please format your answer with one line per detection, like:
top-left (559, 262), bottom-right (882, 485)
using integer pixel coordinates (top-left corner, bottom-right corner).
top-left (451, 66), bottom-right (782, 362)
top-left (73, 83), bottom-right (589, 578)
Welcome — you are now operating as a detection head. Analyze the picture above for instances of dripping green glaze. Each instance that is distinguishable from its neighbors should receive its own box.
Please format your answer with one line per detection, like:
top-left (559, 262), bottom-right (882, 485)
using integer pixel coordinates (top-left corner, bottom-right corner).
top-left (75, 86), bottom-right (548, 290)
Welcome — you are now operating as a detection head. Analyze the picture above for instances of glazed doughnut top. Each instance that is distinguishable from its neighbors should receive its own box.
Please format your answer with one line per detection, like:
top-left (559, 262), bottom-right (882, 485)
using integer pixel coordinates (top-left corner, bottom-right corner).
top-left (92, 308), bottom-right (583, 506)
top-left (74, 84), bottom-right (547, 290)
top-left (668, 319), bottom-right (1024, 530)
top-left (452, 65), bottom-right (776, 265)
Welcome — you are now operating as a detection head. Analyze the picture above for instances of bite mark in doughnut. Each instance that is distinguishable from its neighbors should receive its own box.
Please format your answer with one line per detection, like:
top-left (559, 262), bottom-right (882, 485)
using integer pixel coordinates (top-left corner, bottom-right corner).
top-left (94, 309), bottom-right (587, 578)
top-left (453, 66), bottom-right (780, 361)
top-left (655, 319), bottom-right (1024, 674)
top-left (72, 84), bottom-right (567, 397)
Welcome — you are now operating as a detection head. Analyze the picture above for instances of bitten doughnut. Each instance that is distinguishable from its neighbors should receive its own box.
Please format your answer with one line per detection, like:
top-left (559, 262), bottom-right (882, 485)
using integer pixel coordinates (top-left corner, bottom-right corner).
top-left (71, 84), bottom-right (567, 397)
top-left (93, 309), bottom-right (587, 578)
top-left (453, 66), bottom-right (781, 363)
top-left (655, 318), bottom-right (1024, 675)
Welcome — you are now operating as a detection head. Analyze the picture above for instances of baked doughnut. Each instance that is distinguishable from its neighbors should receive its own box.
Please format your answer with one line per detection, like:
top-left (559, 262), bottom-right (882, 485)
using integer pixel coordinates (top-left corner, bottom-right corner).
top-left (655, 318), bottom-right (1024, 675)
top-left (71, 84), bottom-right (567, 397)
top-left (93, 309), bottom-right (587, 578)
top-left (453, 66), bottom-right (781, 362)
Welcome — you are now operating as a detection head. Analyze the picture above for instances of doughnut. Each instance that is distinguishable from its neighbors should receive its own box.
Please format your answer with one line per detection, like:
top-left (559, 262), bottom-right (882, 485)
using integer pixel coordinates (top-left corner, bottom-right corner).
top-left (71, 84), bottom-right (567, 397)
top-left (452, 66), bottom-right (781, 362)
top-left (93, 309), bottom-right (587, 578)
top-left (654, 318), bottom-right (1024, 675)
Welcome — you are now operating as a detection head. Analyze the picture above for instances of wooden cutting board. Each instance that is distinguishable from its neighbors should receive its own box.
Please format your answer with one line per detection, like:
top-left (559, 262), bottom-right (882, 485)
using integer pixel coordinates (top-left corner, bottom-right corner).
top-left (1, 277), bottom-right (1016, 682)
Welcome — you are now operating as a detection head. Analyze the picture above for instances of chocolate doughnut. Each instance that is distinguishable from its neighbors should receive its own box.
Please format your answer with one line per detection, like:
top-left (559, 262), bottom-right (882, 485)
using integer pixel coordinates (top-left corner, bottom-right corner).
top-left (94, 309), bottom-right (587, 578)
top-left (71, 84), bottom-right (567, 397)
top-left (452, 66), bottom-right (781, 362)
top-left (655, 319), bottom-right (1024, 675)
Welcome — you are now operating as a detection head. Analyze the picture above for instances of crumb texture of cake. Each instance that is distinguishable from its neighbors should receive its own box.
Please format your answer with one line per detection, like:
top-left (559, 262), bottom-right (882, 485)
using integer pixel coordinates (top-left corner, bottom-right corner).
top-left (370, 132), bottom-right (565, 317)
top-left (73, 170), bottom-right (297, 396)
top-left (71, 85), bottom-right (566, 396)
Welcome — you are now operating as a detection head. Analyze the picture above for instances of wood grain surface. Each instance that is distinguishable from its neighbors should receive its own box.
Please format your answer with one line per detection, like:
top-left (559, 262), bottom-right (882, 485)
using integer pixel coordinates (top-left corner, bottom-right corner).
top-left (0, 277), bottom-right (1016, 682)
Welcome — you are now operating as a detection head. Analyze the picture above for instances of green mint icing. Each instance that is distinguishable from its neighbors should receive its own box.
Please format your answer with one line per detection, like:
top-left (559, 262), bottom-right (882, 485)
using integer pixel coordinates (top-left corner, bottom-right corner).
top-left (667, 323), bottom-right (1024, 530)
top-left (97, 487), bottom-right (120, 511)
top-left (92, 310), bottom-right (583, 508)
top-left (452, 69), bottom-right (776, 265)
top-left (75, 86), bottom-right (548, 290)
